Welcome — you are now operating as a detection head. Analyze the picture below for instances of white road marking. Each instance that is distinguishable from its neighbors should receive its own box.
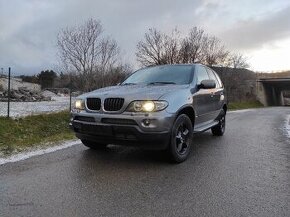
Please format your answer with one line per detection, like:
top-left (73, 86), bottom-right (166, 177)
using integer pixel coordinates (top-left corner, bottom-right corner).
top-left (285, 115), bottom-right (290, 139)
top-left (0, 140), bottom-right (80, 165)
top-left (228, 108), bottom-right (257, 114)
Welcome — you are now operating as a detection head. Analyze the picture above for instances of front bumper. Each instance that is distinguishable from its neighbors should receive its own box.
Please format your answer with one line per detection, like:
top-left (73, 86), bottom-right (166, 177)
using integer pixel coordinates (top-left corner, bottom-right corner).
top-left (70, 111), bottom-right (175, 150)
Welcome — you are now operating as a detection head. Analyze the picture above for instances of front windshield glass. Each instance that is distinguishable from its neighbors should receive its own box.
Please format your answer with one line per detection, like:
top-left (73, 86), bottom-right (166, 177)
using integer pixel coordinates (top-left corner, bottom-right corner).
top-left (122, 65), bottom-right (193, 85)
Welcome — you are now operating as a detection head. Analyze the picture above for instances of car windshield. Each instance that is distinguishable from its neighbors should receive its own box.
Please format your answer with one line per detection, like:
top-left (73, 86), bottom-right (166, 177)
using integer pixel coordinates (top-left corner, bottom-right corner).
top-left (122, 65), bottom-right (193, 85)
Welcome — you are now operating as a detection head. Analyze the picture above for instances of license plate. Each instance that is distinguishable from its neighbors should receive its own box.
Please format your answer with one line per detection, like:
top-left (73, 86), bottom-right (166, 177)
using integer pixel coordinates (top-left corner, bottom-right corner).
top-left (81, 124), bottom-right (113, 136)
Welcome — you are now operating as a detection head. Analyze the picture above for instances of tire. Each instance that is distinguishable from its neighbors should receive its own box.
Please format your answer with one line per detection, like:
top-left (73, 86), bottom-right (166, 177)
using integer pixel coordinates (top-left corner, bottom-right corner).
top-left (211, 111), bottom-right (226, 136)
top-left (168, 114), bottom-right (193, 163)
top-left (81, 139), bottom-right (108, 150)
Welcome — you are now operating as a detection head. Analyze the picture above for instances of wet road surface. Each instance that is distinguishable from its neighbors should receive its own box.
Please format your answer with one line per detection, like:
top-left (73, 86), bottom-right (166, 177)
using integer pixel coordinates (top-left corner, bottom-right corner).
top-left (1, 107), bottom-right (290, 217)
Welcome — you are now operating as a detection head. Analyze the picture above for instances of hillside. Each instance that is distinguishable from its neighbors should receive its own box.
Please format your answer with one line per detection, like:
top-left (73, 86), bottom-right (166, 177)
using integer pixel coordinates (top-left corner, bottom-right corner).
top-left (0, 77), bottom-right (40, 91)
top-left (211, 67), bottom-right (257, 102)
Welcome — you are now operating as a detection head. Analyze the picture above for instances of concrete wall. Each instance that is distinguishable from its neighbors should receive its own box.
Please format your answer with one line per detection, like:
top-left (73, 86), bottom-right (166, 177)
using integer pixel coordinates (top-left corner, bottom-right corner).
top-left (256, 82), bottom-right (268, 106)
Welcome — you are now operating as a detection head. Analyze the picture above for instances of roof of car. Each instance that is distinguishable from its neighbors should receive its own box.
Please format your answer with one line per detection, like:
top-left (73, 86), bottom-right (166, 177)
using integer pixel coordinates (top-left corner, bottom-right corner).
top-left (145, 63), bottom-right (203, 68)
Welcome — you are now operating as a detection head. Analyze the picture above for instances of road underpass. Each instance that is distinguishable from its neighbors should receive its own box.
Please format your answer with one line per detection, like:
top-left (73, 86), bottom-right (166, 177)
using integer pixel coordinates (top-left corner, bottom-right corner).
top-left (257, 78), bottom-right (290, 106)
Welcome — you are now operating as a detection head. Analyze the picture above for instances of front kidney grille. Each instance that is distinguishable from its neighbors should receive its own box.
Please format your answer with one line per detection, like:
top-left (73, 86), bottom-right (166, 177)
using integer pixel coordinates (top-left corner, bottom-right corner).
top-left (86, 98), bottom-right (101, 111)
top-left (104, 98), bottom-right (124, 111)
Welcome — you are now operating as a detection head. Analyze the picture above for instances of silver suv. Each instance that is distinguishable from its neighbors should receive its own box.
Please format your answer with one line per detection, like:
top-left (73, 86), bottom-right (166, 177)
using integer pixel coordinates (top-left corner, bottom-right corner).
top-left (70, 64), bottom-right (227, 162)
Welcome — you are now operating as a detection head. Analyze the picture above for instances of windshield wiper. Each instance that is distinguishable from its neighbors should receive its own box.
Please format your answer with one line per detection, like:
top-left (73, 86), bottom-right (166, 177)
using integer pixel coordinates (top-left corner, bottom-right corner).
top-left (121, 83), bottom-right (136, 86)
top-left (148, 82), bottom-right (176, 85)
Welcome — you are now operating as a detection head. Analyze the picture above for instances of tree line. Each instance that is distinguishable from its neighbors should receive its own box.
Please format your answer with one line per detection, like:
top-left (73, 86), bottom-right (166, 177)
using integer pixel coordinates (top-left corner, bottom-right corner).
top-left (20, 18), bottom-right (249, 91)
top-left (19, 67), bottom-right (129, 91)
top-left (136, 27), bottom-right (248, 68)
top-left (19, 70), bottom-right (56, 89)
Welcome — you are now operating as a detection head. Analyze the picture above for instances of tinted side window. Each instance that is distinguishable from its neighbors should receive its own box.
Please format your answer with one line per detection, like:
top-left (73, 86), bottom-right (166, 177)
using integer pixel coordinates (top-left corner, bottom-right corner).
top-left (206, 68), bottom-right (220, 88)
top-left (196, 66), bottom-right (209, 85)
top-left (213, 71), bottom-right (223, 88)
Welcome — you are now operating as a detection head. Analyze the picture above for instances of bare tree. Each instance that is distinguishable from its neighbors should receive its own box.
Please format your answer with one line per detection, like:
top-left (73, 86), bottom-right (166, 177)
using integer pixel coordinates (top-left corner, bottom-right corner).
top-left (136, 28), bottom-right (182, 66)
top-left (227, 53), bottom-right (250, 68)
top-left (163, 28), bottom-right (181, 64)
top-left (57, 18), bottom-right (120, 91)
top-left (101, 39), bottom-right (119, 67)
top-left (136, 27), bottom-right (231, 67)
top-left (136, 28), bottom-right (165, 66)
top-left (102, 64), bottom-right (132, 86)
top-left (98, 38), bottom-right (120, 86)
top-left (179, 27), bottom-right (205, 63)
top-left (203, 36), bottom-right (229, 66)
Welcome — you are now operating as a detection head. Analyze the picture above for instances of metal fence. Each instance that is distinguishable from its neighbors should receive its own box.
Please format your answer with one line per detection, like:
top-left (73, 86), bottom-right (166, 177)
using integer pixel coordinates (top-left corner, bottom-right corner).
top-left (0, 67), bottom-right (73, 118)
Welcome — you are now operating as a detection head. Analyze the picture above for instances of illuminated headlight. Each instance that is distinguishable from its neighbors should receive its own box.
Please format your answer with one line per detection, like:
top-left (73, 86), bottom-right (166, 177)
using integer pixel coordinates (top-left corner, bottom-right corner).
top-left (75, 99), bottom-right (85, 110)
top-left (142, 101), bottom-right (155, 112)
top-left (127, 101), bottom-right (168, 112)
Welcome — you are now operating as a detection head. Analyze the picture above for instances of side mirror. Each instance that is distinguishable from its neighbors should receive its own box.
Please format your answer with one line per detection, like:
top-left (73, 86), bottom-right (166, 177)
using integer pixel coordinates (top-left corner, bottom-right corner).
top-left (198, 79), bottom-right (216, 89)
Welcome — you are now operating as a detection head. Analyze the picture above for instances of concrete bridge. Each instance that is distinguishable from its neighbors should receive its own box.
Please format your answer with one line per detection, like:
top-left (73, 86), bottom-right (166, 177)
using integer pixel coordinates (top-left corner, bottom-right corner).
top-left (256, 78), bottom-right (290, 106)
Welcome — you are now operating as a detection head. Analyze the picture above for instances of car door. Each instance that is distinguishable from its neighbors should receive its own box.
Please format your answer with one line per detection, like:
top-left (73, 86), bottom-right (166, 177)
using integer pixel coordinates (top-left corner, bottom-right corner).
top-left (206, 68), bottom-right (224, 117)
top-left (192, 65), bottom-right (215, 127)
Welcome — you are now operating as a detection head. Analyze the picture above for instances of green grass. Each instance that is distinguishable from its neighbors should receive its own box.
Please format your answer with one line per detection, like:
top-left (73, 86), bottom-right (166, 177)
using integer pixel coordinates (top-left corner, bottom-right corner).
top-left (228, 100), bottom-right (264, 110)
top-left (0, 111), bottom-right (75, 155)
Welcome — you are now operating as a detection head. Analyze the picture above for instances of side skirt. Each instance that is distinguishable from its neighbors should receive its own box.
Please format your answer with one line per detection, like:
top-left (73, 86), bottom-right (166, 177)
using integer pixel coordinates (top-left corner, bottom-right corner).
top-left (193, 120), bottom-right (219, 134)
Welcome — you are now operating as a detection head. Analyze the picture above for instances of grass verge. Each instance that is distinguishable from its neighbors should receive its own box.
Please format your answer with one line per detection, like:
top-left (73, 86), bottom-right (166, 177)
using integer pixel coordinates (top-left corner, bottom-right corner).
top-left (228, 100), bottom-right (264, 110)
top-left (0, 111), bottom-right (75, 155)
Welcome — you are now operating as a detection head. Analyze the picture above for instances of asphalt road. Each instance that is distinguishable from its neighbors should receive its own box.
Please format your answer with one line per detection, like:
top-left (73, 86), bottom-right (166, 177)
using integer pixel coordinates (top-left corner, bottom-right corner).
top-left (1, 107), bottom-right (290, 217)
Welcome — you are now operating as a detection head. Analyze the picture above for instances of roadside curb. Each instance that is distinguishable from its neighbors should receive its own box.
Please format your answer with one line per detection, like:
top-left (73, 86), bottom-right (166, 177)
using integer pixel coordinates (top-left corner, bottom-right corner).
top-left (0, 139), bottom-right (80, 165)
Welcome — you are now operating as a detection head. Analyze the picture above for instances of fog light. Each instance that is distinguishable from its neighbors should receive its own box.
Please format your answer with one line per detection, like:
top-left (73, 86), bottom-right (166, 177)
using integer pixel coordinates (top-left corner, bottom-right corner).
top-left (143, 119), bottom-right (151, 126)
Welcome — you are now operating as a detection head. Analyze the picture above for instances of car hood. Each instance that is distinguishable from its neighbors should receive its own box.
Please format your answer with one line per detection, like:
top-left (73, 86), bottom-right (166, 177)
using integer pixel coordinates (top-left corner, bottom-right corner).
top-left (80, 84), bottom-right (189, 101)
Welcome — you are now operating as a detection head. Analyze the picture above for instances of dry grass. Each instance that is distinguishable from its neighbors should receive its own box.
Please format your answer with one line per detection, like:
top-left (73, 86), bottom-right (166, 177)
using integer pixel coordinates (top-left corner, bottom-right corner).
top-left (0, 111), bottom-right (75, 155)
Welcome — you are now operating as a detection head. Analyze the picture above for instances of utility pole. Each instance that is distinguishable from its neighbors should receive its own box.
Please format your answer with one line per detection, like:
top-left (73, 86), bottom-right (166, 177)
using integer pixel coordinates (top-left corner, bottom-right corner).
top-left (69, 74), bottom-right (72, 112)
top-left (7, 67), bottom-right (11, 118)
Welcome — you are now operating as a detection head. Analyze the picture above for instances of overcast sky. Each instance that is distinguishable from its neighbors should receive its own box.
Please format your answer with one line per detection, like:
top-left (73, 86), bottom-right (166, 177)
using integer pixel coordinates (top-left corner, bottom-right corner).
top-left (1, 0), bottom-right (290, 75)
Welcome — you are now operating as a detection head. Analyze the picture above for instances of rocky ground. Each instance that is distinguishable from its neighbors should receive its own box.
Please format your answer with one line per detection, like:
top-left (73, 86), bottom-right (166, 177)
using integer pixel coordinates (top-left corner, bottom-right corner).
top-left (0, 88), bottom-right (52, 102)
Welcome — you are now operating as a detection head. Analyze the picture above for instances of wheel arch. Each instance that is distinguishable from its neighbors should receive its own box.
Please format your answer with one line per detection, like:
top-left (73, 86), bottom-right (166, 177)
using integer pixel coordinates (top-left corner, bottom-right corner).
top-left (223, 103), bottom-right (227, 114)
top-left (176, 105), bottom-right (195, 127)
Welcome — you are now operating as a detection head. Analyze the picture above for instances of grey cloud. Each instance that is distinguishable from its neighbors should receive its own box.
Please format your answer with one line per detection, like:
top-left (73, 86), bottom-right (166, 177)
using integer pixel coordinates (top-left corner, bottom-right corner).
top-left (0, 0), bottom-right (290, 74)
top-left (219, 5), bottom-right (290, 50)
top-left (0, 0), bottom-right (205, 74)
